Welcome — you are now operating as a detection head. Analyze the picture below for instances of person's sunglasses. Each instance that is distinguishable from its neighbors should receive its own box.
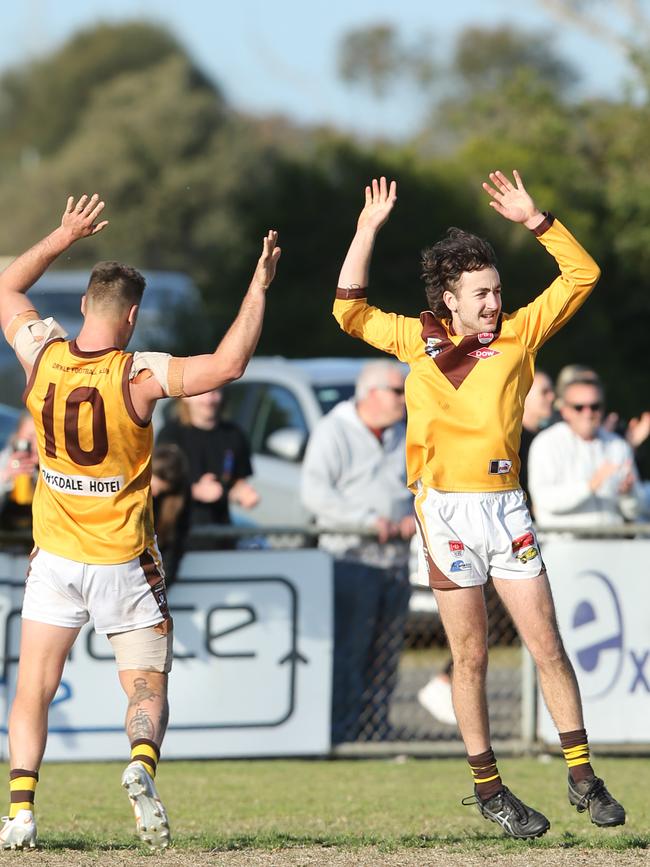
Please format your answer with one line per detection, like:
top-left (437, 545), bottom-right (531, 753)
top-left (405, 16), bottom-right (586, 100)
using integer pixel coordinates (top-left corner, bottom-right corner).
top-left (376, 386), bottom-right (405, 395)
top-left (568, 402), bottom-right (602, 413)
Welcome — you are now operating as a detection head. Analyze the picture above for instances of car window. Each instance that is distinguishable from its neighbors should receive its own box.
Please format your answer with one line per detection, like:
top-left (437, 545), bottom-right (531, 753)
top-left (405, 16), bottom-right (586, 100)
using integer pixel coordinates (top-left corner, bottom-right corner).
top-left (312, 383), bottom-right (356, 415)
top-left (222, 382), bottom-right (264, 432)
top-left (250, 385), bottom-right (307, 455)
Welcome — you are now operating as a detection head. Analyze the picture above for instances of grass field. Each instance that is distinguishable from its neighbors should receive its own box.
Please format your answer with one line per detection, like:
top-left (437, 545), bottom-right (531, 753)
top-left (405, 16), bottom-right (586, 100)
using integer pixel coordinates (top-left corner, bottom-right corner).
top-left (3, 755), bottom-right (648, 864)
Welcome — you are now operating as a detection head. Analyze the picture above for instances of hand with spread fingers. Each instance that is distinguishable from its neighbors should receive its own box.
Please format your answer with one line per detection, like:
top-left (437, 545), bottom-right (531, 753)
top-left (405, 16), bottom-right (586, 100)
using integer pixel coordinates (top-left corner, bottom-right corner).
top-left (60, 194), bottom-right (109, 242)
top-left (252, 230), bottom-right (281, 291)
top-left (482, 170), bottom-right (542, 228)
top-left (357, 176), bottom-right (398, 234)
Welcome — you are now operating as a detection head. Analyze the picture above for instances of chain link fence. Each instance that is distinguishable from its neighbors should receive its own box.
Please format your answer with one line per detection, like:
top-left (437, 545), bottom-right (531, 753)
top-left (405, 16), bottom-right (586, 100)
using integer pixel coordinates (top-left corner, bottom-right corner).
top-left (190, 525), bottom-right (525, 750)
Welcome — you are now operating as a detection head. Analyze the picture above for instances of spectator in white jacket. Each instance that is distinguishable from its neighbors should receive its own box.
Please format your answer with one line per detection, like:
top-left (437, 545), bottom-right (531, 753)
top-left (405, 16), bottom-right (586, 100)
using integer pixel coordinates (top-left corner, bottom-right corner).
top-left (528, 378), bottom-right (647, 528)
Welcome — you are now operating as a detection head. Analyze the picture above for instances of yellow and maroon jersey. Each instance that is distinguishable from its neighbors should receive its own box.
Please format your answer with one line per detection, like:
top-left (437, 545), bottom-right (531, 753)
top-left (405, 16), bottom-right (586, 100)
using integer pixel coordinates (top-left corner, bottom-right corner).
top-left (25, 338), bottom-right (154, 563)
top-left (333, 216), bottom-right (600, 493)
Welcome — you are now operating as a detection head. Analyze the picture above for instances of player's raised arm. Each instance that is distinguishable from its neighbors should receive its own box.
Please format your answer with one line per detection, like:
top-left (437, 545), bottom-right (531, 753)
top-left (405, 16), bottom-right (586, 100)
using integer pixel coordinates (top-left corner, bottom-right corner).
top-left (0, 194), bottom-right (108, 339)
top-left (130, 230), bottom-right (281, 418)
top-left (180, 230), bottom-right (281, 395)
top-left (481, 170), bottom-right (545, 232)
top-left (337, 177), bottom-right (397, 292)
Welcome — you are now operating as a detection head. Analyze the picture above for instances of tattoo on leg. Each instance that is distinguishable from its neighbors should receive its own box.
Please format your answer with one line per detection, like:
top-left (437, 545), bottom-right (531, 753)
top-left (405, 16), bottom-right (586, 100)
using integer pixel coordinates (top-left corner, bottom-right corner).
top-left (158, 702), bottom-right (169, 738)
top-left (128, 676), bottom-right (159, 709)
top-left (128, 708), bottom-right (155, 740)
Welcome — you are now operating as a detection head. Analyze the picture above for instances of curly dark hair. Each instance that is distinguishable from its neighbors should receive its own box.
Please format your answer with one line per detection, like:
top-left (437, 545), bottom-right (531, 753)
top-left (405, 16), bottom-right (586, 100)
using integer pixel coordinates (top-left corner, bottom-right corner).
top-left (421, 228), bottom-right (498, 318)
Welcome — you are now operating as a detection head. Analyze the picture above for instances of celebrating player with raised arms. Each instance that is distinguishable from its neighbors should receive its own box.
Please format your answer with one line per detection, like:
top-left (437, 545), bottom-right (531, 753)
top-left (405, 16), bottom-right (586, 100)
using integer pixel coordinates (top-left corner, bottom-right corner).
top-left (333, 172), bottom-right (625, 838)
top-left (0, 194), bottom-right (280, 849)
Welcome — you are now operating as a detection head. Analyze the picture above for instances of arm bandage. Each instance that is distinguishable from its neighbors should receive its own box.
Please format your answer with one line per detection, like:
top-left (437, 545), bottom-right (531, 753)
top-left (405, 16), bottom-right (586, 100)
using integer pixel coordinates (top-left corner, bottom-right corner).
top-left (10, 314), bottom-right (68, 366)
top-left (131, 352), bottom-right (187, 398)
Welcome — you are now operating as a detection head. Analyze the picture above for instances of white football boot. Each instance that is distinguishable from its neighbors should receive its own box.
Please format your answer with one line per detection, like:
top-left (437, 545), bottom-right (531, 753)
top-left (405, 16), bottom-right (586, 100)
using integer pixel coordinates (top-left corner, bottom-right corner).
top-left (121, 762), bottom-right (170, 850)
top-left (0, 810), bottom-right (37, 849)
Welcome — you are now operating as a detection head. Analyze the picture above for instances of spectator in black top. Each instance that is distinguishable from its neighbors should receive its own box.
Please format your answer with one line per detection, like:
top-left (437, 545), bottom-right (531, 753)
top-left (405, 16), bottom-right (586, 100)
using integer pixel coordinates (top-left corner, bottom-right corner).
top-left (151, 443), bottom-right (191, 587)
top-left (157, 389), bottom-right (259, 545)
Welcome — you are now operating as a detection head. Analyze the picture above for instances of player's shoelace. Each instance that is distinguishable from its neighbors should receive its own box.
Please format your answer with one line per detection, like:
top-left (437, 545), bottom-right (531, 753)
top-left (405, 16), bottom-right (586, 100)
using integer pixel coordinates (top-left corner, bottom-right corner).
top-left (572, 777), bottom-right (614, 811)
top-left (463, 787), bottom-right (529, 824)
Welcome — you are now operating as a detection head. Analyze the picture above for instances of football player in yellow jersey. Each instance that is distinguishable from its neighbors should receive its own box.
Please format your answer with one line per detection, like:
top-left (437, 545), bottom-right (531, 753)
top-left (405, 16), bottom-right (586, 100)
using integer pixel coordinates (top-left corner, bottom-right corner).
top-left (333, 173), bottom-right (625, 838)
top-left (0, 194), bottom-right (280, 849)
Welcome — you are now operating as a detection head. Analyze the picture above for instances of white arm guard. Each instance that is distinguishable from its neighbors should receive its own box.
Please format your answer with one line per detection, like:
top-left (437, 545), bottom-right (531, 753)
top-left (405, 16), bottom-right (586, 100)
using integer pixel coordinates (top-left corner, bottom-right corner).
top-left (131, 351), bottom-right (186, 397)
top-left (12, 317), bottom-right (68, 366)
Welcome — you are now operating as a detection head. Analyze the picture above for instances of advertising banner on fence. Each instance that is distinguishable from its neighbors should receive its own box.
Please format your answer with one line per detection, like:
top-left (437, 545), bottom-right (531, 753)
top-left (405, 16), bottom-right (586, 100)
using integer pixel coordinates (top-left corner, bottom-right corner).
top-left (538, 539), bottom-right (650, 743)
top-left (0, 549), bottom-right (333, 761)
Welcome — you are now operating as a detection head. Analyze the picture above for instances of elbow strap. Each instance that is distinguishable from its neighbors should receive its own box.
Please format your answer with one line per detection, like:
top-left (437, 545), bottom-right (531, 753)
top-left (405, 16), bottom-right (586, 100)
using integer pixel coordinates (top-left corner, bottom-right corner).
top-left (336, 286), bottom-right (367, 300)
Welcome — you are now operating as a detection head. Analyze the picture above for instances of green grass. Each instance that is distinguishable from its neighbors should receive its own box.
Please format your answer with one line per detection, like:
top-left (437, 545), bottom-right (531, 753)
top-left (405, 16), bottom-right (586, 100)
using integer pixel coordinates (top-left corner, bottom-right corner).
top-left (6, 757), bottom-right (649, 853)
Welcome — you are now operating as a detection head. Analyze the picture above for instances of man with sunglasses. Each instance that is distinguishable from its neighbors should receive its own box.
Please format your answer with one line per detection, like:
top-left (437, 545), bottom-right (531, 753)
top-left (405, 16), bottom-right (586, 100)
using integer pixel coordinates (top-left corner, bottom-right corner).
top-left (333, 172), bottom-right (625, 838)
top-left (528, 378), bottom-right (646, 528)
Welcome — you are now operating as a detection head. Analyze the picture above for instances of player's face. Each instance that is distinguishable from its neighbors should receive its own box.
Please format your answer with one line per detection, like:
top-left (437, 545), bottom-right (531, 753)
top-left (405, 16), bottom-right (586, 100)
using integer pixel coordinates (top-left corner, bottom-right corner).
top-left (560, 383), bottom-right (604, 440)
top-left (446, 267), bottom-right (502, 336)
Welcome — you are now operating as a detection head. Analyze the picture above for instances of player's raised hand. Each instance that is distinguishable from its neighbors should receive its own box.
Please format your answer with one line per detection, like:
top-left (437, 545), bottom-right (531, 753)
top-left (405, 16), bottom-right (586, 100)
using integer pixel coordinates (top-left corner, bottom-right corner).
top-left (357, 177), bottom-right (397, 233)
top-left (61, 194), bottom-right (109, 241)
top-left (252, 230), bottom-right (281, 291)
top-left (482, 170), bottom-right (540, 225)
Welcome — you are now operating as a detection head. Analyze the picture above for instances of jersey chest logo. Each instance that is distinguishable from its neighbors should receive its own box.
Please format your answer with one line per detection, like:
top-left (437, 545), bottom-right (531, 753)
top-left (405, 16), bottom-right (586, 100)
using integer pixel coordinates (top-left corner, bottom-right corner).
top-left (419, 311), bottom-right (502, 390)
top-left (467, 348), bottom-right (500, 359)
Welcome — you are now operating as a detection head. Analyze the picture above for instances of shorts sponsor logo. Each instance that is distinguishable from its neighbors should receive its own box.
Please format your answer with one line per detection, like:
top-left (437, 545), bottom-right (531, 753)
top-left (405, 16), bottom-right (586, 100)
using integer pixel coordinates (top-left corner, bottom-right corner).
top-left (517, 546), bottom-right (539, 564)
top-left (41, 465), bottom-right (124, 497)
top-left (477, 332), bottom-right (495, 345)
top-left (448, 540), bottom-right (464, 553)
top-left (450, 559), bottom-right (472, 573)
top-left (467, 348), bottom-right (500, 359)
top-left (512, 532), bottom-right (535, 553)
top-left (488, 459), bottom-right (512, 475)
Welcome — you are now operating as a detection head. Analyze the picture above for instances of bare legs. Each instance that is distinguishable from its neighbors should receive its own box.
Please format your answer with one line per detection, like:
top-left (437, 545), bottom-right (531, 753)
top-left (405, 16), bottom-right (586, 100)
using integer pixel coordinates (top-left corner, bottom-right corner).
top-left (434, 571), bottom-right (584, 753)
top-left (433, 585), bottom-right (489, 753)
top-left (8, 620), bottom-right (80, 770)
top-left (494, 571), bottom-right (584, 732)
top-left (119, 670), bottom-right (169, 749)
top-left (8, 621), bottom-right (170, 771)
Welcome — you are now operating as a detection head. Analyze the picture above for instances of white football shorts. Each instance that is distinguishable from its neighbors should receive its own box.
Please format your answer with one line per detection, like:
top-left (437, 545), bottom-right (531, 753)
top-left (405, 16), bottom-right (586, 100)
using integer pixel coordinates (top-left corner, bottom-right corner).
top-left (23, 545), bottom-right (171, 634)
top-left (413, 486), bottom-right (544, 590)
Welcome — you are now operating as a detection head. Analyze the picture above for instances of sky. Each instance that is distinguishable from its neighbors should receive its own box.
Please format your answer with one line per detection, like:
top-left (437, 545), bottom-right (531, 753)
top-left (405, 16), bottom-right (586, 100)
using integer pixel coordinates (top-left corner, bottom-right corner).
top-left (2, 0), bottom-right (636, 139)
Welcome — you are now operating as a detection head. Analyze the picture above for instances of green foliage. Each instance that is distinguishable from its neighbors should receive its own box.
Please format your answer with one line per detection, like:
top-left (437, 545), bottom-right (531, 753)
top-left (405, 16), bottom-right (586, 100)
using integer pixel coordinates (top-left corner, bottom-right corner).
top-left (453, 26), bottom-right (578, 92)
top-left (0, 21), bottom-right (203, 170)
top-left (337, 23), bottom-right (436, 97)
top-left (1, 17), bottom-right (650, 423)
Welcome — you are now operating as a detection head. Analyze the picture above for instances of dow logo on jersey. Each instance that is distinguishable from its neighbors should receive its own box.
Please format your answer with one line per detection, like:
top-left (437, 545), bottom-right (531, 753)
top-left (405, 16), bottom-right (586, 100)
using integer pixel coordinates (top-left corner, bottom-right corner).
top-left (467, 348), bottom-right (500, 359)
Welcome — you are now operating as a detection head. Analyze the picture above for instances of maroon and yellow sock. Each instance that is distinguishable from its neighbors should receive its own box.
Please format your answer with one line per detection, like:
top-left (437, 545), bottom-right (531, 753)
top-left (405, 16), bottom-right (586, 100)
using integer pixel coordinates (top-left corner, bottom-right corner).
top-left (467, 748), bottom-right (503, 801)
top-left (560, 728), bottom-right (594, 783)
top-left (9, 768), bottom-right (38, 818)
top-left (130, 739), bottom-right (160, 779)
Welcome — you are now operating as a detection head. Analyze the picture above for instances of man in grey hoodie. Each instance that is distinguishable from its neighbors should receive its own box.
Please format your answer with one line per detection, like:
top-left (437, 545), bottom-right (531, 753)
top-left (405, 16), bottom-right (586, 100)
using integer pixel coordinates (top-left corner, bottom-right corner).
top-left (301, 359), bottom-right (414, 559)
top-left (301, 359), bottom-right (414, 742)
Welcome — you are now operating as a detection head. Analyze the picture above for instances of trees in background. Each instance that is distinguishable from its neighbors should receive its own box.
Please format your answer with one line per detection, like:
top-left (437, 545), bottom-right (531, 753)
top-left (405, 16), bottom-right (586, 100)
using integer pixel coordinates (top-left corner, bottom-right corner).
top-left (0, 17), bottom-right (649, 425)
